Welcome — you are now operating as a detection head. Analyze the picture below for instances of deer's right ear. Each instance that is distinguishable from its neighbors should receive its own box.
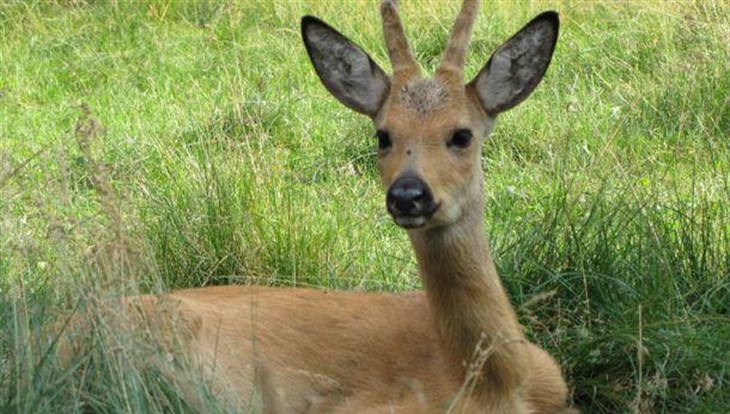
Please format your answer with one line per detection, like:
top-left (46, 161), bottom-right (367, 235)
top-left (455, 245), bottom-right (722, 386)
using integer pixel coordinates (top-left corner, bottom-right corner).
top-left (302, 16), bottom-right (390, 117)
top-left (467, 11), bottom-right (559, 116)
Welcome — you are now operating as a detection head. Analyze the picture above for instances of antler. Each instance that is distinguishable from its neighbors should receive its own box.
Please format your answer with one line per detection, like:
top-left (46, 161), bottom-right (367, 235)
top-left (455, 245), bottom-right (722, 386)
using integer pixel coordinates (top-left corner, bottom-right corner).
top-left (380, 0), bottom-right (420, 79)
top-left (438, 0), bottom-right (481, 76)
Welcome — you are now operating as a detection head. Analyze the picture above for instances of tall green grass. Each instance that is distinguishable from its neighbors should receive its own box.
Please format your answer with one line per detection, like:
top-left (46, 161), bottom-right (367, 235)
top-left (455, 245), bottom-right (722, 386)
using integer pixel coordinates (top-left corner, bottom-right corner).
top-left (1, 1), bottom-right (728, 412)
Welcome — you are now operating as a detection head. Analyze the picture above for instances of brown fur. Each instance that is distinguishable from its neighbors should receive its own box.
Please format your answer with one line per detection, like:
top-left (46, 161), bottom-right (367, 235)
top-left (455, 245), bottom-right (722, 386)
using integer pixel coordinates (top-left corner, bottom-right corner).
top-left (60, 1), bottom-right (573, 412)
top-left (61, 286), bottom-right (568, 412)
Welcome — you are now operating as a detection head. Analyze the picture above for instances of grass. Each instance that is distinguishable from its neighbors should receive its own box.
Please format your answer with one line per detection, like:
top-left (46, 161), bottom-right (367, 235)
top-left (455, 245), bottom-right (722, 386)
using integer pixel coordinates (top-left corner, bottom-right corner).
top-left (1, 0), bottom-right (728, 412)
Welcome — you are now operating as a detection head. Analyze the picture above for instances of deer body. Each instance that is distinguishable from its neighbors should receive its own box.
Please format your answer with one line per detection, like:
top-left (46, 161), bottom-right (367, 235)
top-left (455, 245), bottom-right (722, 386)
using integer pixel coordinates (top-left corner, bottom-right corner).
top-left (62, 1), bottom-right (571, 412)
top-left (128, 284), bottom-right (566, 413)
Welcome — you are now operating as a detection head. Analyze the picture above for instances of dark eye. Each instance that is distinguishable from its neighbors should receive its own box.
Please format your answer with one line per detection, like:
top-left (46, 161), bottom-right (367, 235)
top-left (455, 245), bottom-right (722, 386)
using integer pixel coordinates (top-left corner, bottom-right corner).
top-left (448, 129), bottom-right (472, 149)
top-left (376, 130), bottom-right (391, 151)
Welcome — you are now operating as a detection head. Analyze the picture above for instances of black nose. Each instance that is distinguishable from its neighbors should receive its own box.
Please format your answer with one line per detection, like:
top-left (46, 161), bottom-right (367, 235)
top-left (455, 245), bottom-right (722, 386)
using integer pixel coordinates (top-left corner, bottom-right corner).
top-left (386, 175), bottom-right (435, 217)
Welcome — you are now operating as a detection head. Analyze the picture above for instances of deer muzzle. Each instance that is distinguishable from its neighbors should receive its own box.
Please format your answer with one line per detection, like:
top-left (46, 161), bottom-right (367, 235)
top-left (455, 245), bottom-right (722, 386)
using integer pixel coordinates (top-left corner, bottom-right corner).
top-left (386, 175), bottom-right (439, 228)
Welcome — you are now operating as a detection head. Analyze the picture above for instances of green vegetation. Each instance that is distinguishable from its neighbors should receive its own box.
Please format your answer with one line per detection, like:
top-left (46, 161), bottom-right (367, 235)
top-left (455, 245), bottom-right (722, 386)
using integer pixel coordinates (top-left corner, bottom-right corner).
top-left (1, 0), bottom-right (728, 412)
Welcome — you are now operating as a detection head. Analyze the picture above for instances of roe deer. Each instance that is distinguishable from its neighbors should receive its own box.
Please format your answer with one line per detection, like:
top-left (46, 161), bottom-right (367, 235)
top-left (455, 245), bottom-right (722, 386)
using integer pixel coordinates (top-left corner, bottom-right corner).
top-left (60, 0), bottom-right (571, 412)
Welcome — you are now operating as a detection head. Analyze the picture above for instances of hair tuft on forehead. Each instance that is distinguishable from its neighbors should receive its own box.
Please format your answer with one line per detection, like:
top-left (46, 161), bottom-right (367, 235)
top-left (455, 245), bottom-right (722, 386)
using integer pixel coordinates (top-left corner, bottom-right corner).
top-left (398, 79), bottom-right (449, 116)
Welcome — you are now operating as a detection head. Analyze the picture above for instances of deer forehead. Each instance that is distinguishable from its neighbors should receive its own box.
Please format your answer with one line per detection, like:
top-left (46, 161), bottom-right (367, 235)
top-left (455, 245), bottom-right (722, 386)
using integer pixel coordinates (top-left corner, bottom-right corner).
top-left (383, 77), bottom-right (476, 139)
top-left (396, 78), bottom-right (449, 116)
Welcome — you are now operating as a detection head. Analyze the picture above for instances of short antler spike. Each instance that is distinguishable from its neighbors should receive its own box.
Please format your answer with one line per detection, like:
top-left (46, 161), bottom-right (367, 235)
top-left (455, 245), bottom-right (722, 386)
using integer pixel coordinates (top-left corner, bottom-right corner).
top-left (439, 0), bottom-right (481, 75)
top-left (381, 0), bottom-right (420, 78)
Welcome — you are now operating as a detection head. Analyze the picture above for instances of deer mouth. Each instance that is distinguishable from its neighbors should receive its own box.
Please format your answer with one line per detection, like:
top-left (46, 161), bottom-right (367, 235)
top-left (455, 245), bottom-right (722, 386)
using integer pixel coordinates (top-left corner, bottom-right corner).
top-left (394, 215), bottom-right (427, 228)
top-left (386, 175), bottom-right (440, 229)
top-left (390, 203), bottom-right (441, 229)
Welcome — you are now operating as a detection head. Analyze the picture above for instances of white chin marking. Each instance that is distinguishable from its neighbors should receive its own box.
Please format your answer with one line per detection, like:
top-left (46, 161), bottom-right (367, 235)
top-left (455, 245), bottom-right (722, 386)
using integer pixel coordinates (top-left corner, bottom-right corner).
top-left (394, 216), bottom-right (427, 228)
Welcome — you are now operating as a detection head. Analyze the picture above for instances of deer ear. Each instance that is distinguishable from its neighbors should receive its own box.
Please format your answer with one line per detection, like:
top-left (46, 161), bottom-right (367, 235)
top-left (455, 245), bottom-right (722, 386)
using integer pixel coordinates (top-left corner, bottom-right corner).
top-left (467, 11), bottom-right (559, 115)
top-left (302, 16), bottom-right (390, 117)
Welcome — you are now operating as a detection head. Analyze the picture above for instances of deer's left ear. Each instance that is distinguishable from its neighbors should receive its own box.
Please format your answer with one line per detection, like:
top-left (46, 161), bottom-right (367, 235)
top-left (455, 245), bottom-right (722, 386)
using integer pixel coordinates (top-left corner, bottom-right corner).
top-left (302, 16), bottom-right (390, 117)
top-left (467, 12), bottom-right (559, 115)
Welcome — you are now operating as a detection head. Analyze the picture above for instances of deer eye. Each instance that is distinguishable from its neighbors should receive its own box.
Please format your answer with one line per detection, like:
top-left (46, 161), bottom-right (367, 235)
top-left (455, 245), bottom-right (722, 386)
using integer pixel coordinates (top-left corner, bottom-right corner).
top-left (375, 130), bottom-right (392, 151)
top-left (448, 129), bottom-right (473, 149)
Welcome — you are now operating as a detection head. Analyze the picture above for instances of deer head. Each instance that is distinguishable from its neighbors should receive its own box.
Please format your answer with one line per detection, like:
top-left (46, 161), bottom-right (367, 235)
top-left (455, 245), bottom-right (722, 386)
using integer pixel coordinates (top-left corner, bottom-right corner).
top-left (302, 0), bottom-right (559, 232)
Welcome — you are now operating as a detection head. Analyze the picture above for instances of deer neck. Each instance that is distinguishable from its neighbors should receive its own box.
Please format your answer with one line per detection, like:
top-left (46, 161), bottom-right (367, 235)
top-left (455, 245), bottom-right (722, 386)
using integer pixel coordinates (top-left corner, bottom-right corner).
top-left (408, 194), bottom-right (530, 394)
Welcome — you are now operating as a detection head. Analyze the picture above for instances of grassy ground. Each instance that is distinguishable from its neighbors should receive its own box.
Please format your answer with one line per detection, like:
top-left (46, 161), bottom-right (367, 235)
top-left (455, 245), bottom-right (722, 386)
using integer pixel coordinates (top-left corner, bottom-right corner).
top-left (1, 0), bottom-right (728, 412)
